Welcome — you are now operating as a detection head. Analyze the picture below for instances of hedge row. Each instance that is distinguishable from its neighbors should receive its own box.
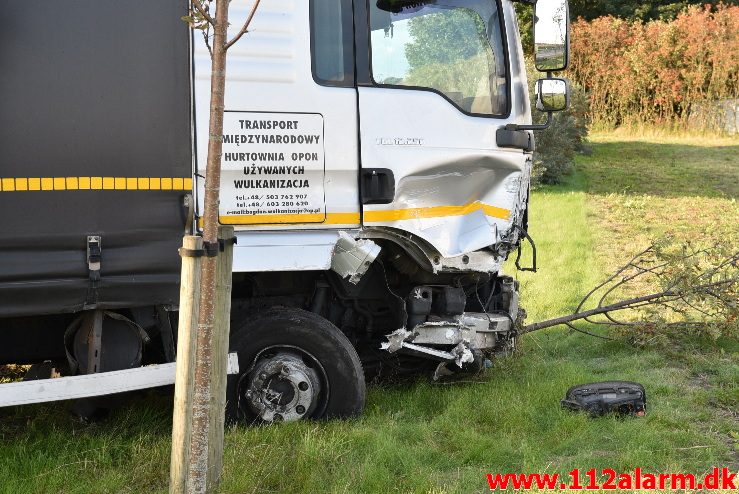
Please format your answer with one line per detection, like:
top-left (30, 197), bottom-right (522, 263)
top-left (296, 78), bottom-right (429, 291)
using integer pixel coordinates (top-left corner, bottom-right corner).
top-left (569, 4), bottom-right (739, 129)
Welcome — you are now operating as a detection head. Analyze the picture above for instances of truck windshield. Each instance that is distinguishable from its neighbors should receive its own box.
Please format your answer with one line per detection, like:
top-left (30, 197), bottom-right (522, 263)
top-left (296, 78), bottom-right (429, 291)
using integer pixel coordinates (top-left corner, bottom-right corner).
top-left (370, 0), bottom-right (507, 116)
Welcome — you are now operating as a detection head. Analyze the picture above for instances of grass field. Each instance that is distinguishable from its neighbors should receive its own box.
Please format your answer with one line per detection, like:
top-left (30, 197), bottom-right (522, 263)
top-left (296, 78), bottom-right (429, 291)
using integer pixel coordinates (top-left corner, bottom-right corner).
top-left (0, 133), bottom-right (737, 493)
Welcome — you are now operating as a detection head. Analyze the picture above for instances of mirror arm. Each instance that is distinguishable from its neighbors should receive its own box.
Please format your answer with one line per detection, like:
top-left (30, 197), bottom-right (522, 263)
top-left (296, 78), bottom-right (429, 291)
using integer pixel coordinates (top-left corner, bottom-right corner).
top-left (505, 112), bottom-right (553, 132)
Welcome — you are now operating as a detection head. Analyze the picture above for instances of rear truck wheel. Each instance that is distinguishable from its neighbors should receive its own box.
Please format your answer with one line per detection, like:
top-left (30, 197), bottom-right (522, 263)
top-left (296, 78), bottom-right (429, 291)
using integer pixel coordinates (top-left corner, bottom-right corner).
top-left (226, 308), bottom-right (366, 424)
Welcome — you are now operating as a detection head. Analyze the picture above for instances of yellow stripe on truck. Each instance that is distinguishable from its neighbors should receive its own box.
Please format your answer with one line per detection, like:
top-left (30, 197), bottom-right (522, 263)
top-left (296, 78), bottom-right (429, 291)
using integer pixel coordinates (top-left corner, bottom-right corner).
top-left (216, 203), bottom-right (510, 226)
top-left (0, 177), bottom-right (193, 192)
top-left (1, 177), bottom-right (511, 224)
top-left (364, 201), bottom-right (511, 222)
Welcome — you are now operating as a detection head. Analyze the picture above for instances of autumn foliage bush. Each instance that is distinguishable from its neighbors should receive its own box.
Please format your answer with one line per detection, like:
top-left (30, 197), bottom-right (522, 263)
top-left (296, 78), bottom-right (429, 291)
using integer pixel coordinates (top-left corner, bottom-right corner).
top-left (570, 4), bottom-right (739, 130)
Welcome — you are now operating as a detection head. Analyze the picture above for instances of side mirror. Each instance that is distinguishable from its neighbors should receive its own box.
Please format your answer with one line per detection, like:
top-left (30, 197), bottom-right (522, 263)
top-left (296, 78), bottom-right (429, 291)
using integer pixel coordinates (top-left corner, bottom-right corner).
top-left (535, 78), bottom-right (569, 112)
top-left (534, 0), bottom-right (570, 72)
top-left (502, 78), bottom-right (569, 131)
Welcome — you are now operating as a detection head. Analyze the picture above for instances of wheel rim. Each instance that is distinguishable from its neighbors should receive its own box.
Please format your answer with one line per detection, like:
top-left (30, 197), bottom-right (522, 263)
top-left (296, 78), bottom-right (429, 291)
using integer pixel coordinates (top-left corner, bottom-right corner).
top-left (238, 346), bottom-right (329, 422)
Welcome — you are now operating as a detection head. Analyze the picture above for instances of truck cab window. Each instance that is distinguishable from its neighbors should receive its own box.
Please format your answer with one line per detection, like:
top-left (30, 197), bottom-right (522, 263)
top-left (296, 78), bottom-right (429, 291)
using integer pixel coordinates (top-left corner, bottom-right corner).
top-left (311, 0), bottom-right (355, 87)
top-left (370, 0), bottom-right (508, 116)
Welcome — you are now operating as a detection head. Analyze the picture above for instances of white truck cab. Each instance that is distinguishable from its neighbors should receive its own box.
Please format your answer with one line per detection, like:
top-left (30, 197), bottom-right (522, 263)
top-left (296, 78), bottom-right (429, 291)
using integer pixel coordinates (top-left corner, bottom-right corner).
top-left (196, 0), bottom-right (533, 270)
top-left (0, 0), bottom-right (569, 422)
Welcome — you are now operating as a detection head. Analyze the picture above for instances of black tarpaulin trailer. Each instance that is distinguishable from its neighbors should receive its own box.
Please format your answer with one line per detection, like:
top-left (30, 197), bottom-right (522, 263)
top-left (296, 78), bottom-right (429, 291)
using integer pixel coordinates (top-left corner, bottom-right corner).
top-left (0, 0), bottom-right (192, 319)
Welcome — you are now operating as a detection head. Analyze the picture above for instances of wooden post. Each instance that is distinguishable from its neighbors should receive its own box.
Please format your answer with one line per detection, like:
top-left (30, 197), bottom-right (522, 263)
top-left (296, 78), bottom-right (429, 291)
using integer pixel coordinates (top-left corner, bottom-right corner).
top-left (174, 1), bottom-right (260, 492)
top-left (170, 236), bottom-right (203, 494)
top-left (206, 225), bottom-right (234, 491)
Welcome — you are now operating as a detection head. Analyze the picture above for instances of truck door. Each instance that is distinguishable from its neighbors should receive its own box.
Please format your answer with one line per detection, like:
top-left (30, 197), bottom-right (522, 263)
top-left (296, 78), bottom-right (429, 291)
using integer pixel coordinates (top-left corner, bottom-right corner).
top-left (194, 0), bottom-right (360, 229)
top-left (358, 0), bottom-right (531, 259)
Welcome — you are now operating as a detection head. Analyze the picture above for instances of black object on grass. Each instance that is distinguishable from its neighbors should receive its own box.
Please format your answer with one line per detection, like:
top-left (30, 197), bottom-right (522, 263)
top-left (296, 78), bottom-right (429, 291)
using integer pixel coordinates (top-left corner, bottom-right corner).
top-left (561, 381), bottom-right (646, 417)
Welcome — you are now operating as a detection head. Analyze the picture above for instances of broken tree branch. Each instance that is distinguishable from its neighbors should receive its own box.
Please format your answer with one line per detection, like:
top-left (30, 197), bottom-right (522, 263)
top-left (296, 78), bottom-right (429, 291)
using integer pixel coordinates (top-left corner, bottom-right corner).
top-left (522, 240), bottom-right (738, 340)
top-left (524, 290), bottom-right (675, 333)
top-left (525, 277), bottom-right (736, 334)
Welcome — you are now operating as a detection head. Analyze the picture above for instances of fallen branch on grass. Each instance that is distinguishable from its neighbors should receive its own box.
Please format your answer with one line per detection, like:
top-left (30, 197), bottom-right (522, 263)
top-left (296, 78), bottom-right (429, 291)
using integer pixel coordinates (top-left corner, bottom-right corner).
top-left (522, 239), bottom-right (738, 343)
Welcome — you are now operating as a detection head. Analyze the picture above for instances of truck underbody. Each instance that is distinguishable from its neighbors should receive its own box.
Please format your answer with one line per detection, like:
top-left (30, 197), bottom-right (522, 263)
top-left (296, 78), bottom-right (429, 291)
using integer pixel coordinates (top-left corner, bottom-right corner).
top-left (0, 237), bottom-right (523, 418)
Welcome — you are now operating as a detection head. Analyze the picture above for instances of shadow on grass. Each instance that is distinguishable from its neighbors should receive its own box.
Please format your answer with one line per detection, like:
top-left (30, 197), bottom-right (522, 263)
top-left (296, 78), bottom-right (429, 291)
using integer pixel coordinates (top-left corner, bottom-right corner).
top-left (563, 140), bottom-right (738, 199)
top-left (0, 388), bottom-right (175, 441)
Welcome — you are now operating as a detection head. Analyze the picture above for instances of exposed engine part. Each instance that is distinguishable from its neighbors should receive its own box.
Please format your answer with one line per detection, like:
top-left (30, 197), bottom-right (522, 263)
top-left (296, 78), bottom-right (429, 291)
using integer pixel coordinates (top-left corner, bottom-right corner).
top-left (432, 286), bottom-right (467, 315)
top-left (405, 285), bottom-right (467, 329)
top-left (227, 261), bottom-right (523, 383)
top-left (381, 282), bottom-right (519, 371)
top-left (384, 311), bottom-right (512, 349)
top-left (241, 351), bottom-right (323, 422)
top-left (382, 328), bottom-right (414, 353)
top-left (433, 351), bottom-right (491, 380)
top-left (406, 286), bottom-right (433, 328)
top-left (330, 231), bottom-right (381, 284)
top-left (417, 313), bottom-right (501, 346)
top-left (382, 334), bottom-right (474, 368)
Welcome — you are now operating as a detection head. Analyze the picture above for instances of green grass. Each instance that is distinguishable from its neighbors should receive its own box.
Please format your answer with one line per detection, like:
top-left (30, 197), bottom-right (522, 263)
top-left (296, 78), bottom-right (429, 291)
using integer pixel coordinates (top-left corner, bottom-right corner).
top-left (583, 133), bottom-right (738, 199)
top-left (582, 133), bottom-right (738, 274)
top-left (0, 133), bottom-right (737, 493)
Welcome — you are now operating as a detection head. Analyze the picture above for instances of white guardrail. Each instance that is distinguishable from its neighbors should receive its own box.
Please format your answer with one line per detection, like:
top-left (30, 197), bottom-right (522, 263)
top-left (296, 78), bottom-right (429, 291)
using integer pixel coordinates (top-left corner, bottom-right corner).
top-left (0, 353), bottom-right (239, 407)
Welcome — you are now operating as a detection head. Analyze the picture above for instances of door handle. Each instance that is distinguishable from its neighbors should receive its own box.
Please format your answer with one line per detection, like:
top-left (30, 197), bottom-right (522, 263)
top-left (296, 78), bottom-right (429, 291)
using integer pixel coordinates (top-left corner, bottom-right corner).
top-left (361, 168), bottom-right (395, 205)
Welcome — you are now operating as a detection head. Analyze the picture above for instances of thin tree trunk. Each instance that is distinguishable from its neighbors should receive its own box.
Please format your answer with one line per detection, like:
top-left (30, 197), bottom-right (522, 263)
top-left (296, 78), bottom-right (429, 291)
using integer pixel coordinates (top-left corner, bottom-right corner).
top-left (187, 0), bottom-right (229, 491)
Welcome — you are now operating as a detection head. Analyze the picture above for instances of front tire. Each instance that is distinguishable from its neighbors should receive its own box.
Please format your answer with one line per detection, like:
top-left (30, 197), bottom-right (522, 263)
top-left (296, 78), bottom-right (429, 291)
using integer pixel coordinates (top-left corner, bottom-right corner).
top-left (226, 308), bottom-right (365, 423)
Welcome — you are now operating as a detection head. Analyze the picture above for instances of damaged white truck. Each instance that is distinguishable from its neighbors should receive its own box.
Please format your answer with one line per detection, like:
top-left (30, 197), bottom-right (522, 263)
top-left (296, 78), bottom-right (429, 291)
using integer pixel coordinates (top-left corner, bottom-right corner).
top-left (0, 0), bottom-right (570, 422)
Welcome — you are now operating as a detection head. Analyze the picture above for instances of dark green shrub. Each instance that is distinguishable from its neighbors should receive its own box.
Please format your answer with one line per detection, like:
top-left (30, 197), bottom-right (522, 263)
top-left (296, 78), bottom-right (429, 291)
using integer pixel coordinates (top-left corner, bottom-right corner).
top-left (527, 59), bottom-right (590, 186)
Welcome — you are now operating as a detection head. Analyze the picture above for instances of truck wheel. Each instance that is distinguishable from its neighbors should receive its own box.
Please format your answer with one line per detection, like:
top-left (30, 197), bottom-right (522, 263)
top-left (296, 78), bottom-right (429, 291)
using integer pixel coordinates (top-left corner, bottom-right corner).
top-left (226, 308), bottom-right (365, 423)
